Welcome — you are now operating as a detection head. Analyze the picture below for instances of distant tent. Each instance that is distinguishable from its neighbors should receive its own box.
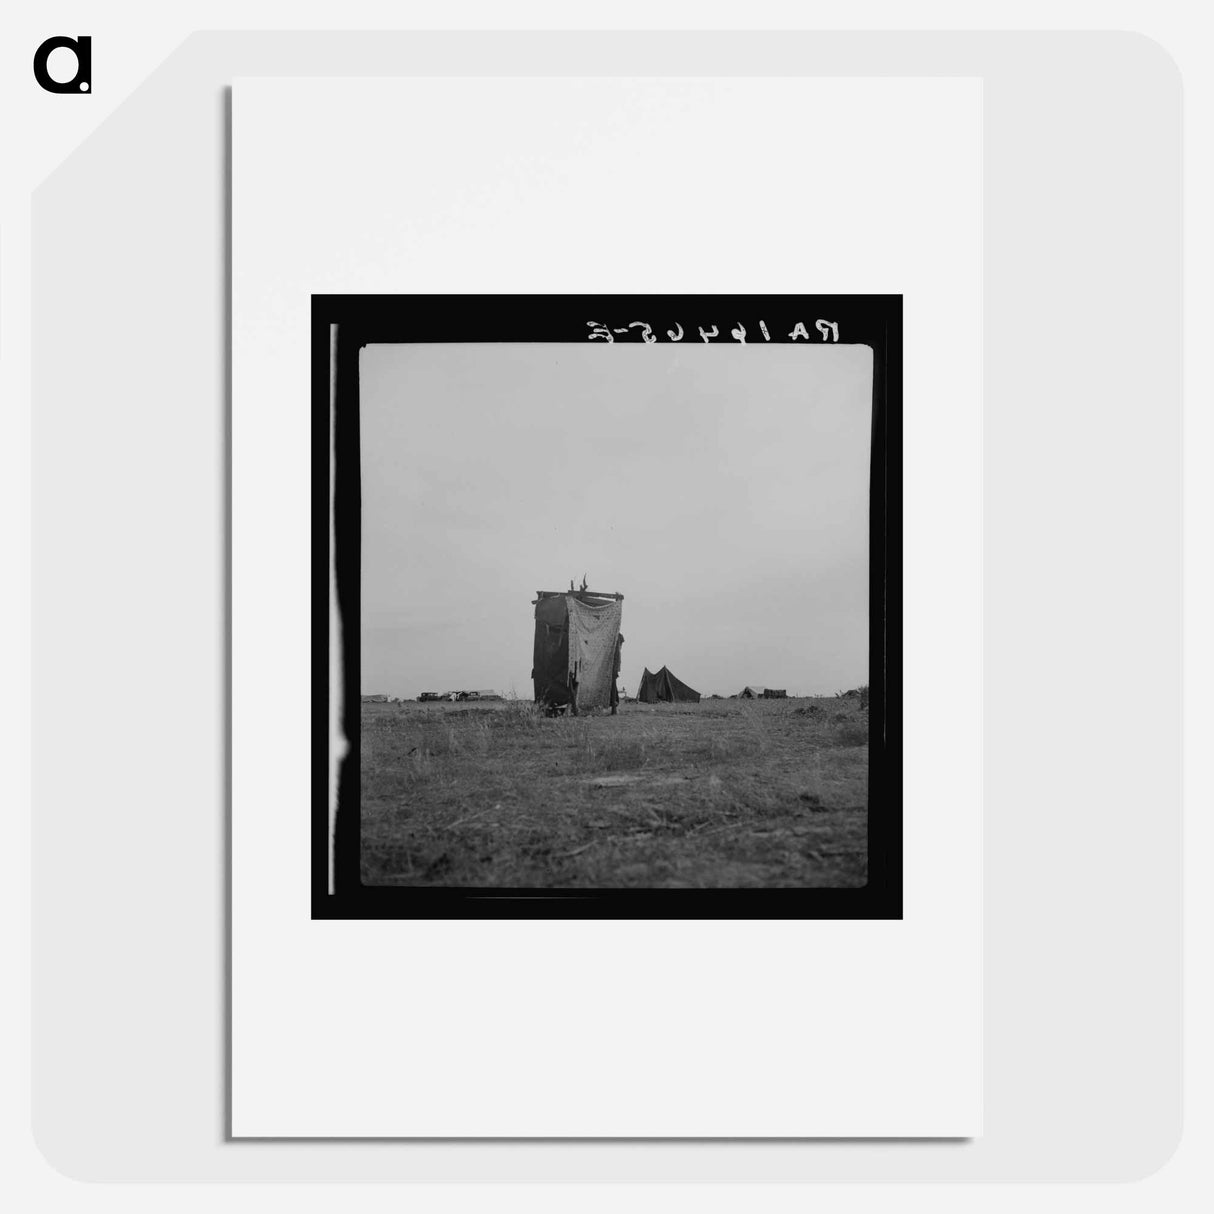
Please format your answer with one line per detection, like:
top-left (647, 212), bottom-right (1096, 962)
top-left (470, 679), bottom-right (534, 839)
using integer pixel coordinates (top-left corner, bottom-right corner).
top-left (738, 686), bottom-right (786, 699)
top-left (636, 666), bottom-right (701, 704)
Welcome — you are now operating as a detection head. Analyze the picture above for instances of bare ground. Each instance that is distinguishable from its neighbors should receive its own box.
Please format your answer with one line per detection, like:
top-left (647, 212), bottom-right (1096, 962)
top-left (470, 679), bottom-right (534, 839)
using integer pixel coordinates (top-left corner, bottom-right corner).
top-left (360, 697), bottom-right (868, 889)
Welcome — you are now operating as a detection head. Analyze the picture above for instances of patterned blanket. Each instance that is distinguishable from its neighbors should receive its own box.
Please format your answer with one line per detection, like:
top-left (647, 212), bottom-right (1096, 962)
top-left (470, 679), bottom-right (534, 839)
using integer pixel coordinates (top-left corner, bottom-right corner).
top-left (565, 595), bottom-right (623, 710)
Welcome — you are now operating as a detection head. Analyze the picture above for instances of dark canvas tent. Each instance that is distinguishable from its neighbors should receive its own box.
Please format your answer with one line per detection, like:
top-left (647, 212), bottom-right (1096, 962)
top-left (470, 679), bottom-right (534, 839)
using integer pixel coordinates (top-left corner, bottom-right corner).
top-left (636, 666), bottom-right (700, 704)
top-left (532, 589), bottom-right (624, 712)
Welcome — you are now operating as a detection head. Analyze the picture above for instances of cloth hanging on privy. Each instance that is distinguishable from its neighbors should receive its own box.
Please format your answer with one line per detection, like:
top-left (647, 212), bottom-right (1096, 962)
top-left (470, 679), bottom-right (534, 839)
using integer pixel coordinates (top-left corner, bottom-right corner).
top-left (636, 665), bottom-right (701, 704)
top-left (565, 595), bottom-right (623, 710)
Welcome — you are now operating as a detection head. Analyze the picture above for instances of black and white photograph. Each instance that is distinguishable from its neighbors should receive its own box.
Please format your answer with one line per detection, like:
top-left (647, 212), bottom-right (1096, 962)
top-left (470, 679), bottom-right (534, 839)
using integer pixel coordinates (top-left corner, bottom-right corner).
top-left (317, 294), bottom-right (901, 918)
top-left (23, 11), bottom-right (1200, 1175)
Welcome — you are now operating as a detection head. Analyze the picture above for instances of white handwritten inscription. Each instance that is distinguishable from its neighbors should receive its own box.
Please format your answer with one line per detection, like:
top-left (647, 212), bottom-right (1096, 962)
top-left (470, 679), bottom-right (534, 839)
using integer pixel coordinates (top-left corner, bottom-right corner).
top-left (587, 319), bottom-right (840, 343)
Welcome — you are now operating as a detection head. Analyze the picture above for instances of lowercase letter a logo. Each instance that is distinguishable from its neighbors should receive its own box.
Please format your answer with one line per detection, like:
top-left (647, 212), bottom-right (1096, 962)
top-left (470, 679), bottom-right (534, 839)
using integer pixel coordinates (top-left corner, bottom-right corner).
top-left (33, 36), bottom-right (91, 93)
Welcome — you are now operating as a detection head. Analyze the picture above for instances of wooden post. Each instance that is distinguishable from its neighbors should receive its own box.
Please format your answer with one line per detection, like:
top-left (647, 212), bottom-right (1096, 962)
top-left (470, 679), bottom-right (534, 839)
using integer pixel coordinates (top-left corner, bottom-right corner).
top-left (535, 590), bottom-right (623, 601)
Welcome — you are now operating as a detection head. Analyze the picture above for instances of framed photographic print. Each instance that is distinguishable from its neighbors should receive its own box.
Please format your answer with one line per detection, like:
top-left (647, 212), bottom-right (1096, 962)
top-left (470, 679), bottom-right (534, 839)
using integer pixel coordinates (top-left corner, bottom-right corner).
top-left (234, 75), bottom-right (980, 1138)
top-left (317, 294), bottom-right (901, 919)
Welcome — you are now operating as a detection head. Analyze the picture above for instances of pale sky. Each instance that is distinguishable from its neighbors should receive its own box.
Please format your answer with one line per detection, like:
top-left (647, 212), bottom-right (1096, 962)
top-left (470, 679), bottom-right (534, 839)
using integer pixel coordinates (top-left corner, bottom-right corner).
top-left (360, 341), bottom-right (872, 699)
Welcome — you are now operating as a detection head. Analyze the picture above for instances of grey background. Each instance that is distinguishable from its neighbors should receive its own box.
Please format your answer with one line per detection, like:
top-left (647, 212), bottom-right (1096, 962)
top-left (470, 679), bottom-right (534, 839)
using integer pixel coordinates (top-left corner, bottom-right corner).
top-left (360, 341), bottom-right (872, 701)
top-left (32, 30), bottom-right (1181, 1181)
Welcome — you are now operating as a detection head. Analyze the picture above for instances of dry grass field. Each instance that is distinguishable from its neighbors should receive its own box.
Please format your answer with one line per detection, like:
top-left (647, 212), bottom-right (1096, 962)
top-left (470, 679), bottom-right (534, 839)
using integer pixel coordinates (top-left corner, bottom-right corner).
top-left (360, 696), bottom-right (868, 889)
